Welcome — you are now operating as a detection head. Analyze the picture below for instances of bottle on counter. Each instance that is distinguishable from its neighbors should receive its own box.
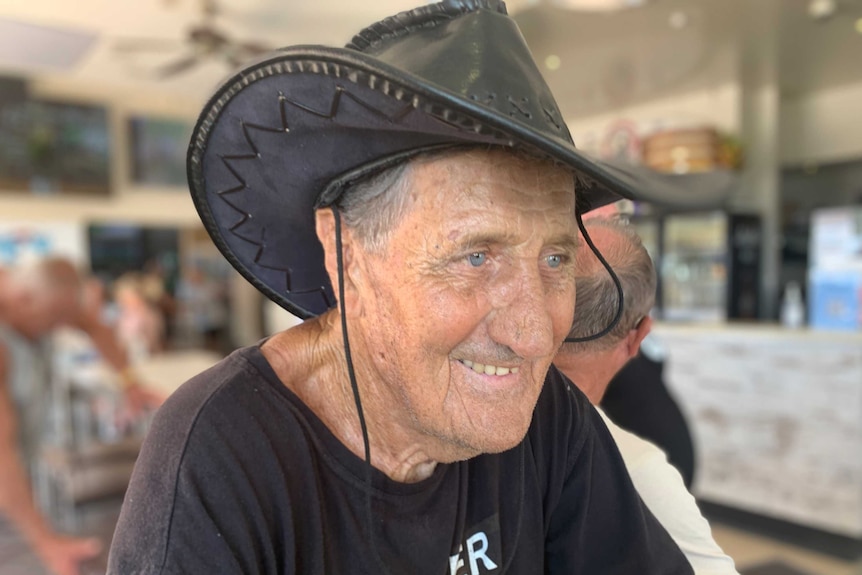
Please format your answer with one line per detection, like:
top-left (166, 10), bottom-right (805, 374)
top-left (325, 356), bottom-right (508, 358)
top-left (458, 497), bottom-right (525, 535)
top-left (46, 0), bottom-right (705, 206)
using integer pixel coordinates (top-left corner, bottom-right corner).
top-left (780, 281), bottom-right (806, 328)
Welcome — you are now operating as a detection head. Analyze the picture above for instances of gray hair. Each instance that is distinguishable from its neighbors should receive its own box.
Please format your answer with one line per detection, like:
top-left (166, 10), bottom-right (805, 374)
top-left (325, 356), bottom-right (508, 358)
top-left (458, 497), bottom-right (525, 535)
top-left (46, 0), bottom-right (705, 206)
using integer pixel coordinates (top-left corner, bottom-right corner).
top-left (565, 217), bottom-right (656, 352)
top-left (336, 159), bottom-right (415, 253)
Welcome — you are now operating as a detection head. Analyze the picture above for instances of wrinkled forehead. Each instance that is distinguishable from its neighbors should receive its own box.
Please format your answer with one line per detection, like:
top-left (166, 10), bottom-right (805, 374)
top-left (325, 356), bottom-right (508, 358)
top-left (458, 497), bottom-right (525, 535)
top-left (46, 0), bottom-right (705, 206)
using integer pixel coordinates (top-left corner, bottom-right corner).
top-left (409, 148), bottom-right (576, 210)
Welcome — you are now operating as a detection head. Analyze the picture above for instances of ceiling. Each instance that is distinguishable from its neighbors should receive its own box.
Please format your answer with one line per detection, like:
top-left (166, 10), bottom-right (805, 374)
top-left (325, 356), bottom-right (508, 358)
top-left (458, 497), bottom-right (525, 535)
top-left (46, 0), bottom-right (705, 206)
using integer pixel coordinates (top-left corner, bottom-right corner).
top-left (0, 0), bottom-right (861, 119)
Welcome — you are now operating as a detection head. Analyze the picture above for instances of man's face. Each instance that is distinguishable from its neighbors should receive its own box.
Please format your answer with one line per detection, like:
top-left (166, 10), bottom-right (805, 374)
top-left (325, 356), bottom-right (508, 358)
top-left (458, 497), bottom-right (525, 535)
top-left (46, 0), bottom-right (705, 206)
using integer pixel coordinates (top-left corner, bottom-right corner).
top-left (352, 149), bottom-right (577, 460)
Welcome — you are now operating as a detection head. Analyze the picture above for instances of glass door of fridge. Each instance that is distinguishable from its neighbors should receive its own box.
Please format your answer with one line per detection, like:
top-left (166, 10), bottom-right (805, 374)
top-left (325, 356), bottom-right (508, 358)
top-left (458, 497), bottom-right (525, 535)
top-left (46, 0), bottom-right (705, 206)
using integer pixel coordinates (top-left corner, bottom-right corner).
top-left (662, 211), bottom-right (728, 322)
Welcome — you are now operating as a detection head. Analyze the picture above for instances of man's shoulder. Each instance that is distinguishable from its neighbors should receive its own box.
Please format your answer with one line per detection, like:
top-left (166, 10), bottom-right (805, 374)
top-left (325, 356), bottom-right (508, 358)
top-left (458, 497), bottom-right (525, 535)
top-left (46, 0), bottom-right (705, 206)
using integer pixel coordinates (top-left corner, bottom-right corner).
top-left (525, 365), bottom-right (595, 478)
top-left (152, 345), bottom-right (289, 438)
top-left (596, 408), bottom-right (663, 457)
top-left (533, 365), bottom-right (593, 439)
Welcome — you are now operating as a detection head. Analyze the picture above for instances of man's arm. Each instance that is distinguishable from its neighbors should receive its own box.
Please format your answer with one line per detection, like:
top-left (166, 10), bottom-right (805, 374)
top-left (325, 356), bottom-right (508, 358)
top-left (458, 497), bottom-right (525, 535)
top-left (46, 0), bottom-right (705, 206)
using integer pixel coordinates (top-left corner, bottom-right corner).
top-left (0, 344), bottom-right (101, 575)
top-left (70, 279), bottom-right (165, 408)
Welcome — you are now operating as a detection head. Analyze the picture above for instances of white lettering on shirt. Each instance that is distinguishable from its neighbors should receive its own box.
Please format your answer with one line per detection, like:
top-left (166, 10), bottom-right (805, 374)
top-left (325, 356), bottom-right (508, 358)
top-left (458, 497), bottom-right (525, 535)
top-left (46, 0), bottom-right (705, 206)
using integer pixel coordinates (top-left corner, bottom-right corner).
top-left (449, 532), bottom-right (499, 575)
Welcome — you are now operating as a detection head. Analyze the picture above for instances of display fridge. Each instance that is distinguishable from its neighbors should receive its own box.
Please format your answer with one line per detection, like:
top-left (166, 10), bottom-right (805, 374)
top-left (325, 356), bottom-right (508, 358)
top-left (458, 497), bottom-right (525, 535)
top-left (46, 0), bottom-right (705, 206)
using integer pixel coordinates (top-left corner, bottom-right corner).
top-left (807, 206), bottom-right (862, 331)
top-left (631, 210), bottom-right (762, 322)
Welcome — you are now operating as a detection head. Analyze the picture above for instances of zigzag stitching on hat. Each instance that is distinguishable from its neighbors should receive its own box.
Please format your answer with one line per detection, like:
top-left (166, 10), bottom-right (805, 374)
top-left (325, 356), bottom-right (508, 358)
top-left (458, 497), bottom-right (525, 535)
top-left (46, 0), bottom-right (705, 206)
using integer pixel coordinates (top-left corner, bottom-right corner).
top-left (214, 156), bottom-right (255, 231)
top-left (249, 227), bottom-right (294, 284)
top-left (243, 229), bottom-right (334, 303)
top-left (277, 286), bottom-right (334, 309)
top-left (278, 85), bottom-right (414, 124)
top-left (242, 120), bottom-right (289, 154)
top-left (215, 121), bottom-right (287, 232)
top-left (216, 85), bottom-right (417, 244)
top-left (211, 109), bottom-right (342, 297)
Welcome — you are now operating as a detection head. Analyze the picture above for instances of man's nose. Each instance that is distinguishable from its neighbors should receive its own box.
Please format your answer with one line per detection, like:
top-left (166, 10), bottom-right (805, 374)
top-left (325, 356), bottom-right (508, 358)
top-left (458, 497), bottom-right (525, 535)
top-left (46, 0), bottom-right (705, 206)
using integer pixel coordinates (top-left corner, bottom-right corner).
top-left (486, 262), bottom-right (556, 360)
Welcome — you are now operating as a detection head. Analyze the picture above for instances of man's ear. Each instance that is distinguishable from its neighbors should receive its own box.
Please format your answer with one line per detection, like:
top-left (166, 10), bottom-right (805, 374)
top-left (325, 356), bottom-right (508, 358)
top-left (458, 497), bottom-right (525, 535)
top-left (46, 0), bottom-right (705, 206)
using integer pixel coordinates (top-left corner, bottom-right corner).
top-left (315, 208), bottom-right (364, 315)
top-left (624, 315), bottom-right (653, 358)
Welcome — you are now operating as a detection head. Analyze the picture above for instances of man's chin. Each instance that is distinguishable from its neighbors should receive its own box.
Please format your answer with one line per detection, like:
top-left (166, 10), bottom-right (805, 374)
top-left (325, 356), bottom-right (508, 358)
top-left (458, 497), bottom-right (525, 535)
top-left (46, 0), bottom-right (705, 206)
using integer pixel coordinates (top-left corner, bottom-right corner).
top-left (440, 420), bottom-right (532, 461)
top-left (478, 426), bottom-right (531, 454)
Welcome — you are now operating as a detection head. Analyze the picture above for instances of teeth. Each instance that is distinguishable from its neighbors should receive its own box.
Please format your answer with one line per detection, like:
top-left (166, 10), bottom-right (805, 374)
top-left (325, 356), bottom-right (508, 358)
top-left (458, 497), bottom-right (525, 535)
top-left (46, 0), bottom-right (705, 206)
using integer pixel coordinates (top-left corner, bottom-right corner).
top-left (459, 359), bottom-right (519, 376)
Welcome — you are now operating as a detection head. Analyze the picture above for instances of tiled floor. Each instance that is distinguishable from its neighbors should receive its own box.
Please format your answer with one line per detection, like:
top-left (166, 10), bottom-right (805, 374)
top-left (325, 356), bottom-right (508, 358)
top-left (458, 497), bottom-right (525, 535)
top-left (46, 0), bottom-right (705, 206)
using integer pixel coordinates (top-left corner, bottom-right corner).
top-left (712, 521), bottom-right (862, 575)
top-left (700, 502), bottom-right (862, 575)
top-left (714, 523), bottom-right (862, 575)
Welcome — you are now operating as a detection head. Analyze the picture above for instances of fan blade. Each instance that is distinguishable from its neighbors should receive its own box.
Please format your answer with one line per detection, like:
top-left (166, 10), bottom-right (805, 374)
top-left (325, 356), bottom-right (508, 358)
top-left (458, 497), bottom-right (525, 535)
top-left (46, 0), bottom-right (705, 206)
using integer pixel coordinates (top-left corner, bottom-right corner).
top-left (237, 41), bottom-right (271, 55)
top-left (114, 38), bottom-right (185, 53)
top-left (156, 54), bottom-right (201, 78)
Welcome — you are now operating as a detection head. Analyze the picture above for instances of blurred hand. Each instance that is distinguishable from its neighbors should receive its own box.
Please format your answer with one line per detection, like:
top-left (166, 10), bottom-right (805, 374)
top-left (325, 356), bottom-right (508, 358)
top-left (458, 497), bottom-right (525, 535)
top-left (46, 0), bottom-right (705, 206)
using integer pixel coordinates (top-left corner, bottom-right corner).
top-left (34, 533), bottom-right (102, 575)
top-left (117, 383), bottom-right (166, 425)
top-left (124, 382), bottom-right (166, 413)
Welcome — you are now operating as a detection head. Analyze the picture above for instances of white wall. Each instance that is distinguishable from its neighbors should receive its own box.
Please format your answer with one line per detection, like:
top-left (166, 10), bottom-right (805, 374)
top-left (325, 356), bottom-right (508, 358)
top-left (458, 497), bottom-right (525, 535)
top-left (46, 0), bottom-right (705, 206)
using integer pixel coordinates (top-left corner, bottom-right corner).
top-left (780, 81), bottom-right (862, 166)
top-left (567, 83), bottom-right (742, 155)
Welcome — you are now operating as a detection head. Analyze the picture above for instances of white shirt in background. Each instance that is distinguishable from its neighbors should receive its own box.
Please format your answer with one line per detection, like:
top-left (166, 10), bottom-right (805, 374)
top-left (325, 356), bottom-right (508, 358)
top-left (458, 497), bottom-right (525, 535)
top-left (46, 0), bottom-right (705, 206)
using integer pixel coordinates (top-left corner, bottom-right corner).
top-left (597, 408), bottom-right (740, 575)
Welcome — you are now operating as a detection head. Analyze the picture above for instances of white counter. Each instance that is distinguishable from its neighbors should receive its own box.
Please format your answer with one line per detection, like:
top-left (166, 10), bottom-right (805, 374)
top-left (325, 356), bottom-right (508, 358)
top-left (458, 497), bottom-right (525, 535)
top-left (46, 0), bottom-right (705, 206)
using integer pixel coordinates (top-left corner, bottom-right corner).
top-left (133, 349), bottom-right (224, 398)
top-left (653, 323), bottom-right (862, 537)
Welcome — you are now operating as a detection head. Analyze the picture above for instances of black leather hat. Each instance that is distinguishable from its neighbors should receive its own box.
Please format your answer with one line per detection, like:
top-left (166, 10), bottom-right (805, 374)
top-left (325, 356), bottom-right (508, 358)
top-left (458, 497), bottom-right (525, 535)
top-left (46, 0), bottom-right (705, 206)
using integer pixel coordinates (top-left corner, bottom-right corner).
top-left (188, 0), bottom-right (654, 319)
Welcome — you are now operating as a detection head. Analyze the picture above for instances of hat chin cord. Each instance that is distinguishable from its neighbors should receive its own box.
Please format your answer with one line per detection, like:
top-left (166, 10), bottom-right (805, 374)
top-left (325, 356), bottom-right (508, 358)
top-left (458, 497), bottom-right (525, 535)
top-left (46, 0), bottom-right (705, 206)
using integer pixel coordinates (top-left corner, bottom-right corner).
top-left (564, 207), bottom-right (625, 344)
top-left (331, 205), bottom-right (385, 572)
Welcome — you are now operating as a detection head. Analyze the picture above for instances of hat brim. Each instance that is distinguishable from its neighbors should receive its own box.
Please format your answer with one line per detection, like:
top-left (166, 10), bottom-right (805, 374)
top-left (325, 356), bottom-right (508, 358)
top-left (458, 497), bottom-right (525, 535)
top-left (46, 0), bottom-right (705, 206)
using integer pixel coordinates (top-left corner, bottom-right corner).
top-left (594, 159), bottom-right (738, 211)
top-left (188, 47), bottom-right (655, 319)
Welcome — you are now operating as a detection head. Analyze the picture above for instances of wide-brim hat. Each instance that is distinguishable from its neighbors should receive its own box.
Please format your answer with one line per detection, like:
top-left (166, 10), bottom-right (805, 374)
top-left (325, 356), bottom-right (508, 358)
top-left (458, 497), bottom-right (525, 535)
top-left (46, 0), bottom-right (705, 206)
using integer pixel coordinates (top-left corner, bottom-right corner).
top-left (188, 0), bottom-right (697, 319)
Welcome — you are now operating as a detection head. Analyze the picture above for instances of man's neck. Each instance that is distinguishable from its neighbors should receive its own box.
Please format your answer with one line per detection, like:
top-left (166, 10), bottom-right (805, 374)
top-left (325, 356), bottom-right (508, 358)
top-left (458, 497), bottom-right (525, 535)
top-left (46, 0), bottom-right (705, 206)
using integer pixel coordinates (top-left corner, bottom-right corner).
top-left (554, 349), bottom-right (627, 405)
top-left (261, 311), bottom-right (440, 484)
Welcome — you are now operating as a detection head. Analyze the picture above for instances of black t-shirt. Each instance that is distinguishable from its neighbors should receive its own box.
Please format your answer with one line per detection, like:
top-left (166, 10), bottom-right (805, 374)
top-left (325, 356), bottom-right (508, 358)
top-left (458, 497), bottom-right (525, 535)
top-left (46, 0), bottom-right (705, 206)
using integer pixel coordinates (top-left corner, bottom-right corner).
top-left (108, 345), bottom-right (693, 574)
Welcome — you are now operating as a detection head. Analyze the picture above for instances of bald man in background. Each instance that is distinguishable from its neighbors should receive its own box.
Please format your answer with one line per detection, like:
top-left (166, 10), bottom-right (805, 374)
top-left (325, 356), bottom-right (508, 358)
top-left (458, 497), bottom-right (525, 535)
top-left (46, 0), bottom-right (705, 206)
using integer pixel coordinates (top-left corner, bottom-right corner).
top-left (555, 217), bottom-right (739, 574)
top-left (0, 257), bottom-right (160, 575)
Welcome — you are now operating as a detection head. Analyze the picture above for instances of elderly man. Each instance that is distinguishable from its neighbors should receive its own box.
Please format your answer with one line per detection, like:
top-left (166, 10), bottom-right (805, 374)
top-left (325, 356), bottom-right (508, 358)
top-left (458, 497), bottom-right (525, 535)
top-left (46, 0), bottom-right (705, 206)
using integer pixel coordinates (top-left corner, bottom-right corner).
top-left (555, 216), bottom-right (738, 574)
top-left (109, 2), bottom-right (693, 573)
top-left (0, 257), bottom-right (159, 575)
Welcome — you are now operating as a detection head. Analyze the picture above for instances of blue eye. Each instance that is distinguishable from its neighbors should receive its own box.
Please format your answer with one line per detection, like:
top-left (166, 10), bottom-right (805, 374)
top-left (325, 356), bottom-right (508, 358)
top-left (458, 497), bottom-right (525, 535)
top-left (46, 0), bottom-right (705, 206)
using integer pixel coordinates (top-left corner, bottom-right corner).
top-left (547, 254), bottom-right (563, 268)
top-left (468, 252), bottom-right (486, 267)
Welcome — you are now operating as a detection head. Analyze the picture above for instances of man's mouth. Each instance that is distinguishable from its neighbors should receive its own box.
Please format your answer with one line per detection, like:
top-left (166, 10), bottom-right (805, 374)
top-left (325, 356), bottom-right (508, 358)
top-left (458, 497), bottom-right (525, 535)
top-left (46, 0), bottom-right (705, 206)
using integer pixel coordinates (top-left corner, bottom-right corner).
top-left (457, 359), bottom-right (520, 377)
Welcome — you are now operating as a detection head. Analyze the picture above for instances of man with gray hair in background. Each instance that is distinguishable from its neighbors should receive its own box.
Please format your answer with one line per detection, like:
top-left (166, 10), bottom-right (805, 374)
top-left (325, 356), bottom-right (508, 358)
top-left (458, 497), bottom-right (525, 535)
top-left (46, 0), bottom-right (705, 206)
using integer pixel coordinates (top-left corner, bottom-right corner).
top-left (555, 215), bottom-right (739, 574)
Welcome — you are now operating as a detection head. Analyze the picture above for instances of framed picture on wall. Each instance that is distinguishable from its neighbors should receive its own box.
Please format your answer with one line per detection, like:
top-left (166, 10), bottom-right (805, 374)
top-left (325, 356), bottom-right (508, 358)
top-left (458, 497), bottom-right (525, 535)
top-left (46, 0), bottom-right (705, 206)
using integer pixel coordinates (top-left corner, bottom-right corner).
top-left (128, 116), bottom-right (192, 188)
top-left (0, 81), bottom-right (111, 196)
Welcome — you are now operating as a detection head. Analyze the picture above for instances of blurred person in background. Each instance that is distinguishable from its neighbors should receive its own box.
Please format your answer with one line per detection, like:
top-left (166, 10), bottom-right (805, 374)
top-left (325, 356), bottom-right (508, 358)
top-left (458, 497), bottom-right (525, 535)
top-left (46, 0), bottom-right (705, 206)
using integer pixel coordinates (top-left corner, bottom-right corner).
top-left (113, 271), bottom-right (166, 363)
top-left (555, 216), bottom-right (735, 573)
top-left (0, 257), bottom-right (162, 575)
top-left (601, 333), bottom-right (696, 485)
top-left (584, 204), bottom-right (697, 488)
top-left (175, 263), bottom-right (229, 353)
top-left (140, 257), bottom-right (178, 346)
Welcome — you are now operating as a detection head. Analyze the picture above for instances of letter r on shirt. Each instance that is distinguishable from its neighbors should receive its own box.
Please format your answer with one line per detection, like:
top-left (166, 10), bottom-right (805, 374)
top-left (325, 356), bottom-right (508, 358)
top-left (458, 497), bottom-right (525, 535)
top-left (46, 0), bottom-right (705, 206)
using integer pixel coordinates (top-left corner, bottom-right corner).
top-left (466, 531), bottom-right (498, 574)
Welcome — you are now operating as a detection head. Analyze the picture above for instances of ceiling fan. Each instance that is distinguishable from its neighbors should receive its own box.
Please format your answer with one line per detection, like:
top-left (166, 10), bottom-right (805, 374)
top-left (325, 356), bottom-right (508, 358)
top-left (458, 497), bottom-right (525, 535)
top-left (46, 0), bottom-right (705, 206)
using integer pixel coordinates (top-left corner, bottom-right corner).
top-left (113, 0), bottom-right (272, 79)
